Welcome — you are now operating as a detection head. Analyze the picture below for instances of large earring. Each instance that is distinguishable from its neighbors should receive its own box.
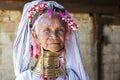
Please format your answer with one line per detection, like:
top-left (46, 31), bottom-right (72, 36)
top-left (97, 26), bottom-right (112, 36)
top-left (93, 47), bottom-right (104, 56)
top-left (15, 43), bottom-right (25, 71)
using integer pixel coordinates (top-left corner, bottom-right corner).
top-left (34, 43), bottom-right (41, 59)
top-left (31, 33), bottom-right (41, 59)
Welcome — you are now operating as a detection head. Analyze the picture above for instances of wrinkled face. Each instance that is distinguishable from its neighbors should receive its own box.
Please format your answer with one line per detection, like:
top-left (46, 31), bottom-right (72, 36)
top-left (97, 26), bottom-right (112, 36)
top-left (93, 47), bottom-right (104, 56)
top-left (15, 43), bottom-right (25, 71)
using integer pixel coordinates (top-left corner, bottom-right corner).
top-left (35, 14), bottom-right (67, 52)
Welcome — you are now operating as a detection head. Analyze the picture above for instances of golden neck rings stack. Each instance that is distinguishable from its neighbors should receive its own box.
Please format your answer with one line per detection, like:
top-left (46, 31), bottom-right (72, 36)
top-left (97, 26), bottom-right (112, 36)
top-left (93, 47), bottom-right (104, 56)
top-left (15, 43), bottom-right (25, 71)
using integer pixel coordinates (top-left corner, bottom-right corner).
top-left (43, 51), bottom-right (63, 78)
top-left (33, 50), bottom-right (65, 79)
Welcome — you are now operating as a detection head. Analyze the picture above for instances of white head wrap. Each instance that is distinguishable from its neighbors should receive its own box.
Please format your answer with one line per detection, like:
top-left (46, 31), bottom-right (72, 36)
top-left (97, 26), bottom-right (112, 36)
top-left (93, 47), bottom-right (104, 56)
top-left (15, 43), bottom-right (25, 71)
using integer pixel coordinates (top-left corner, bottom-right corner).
top-left (13, 0), bottom-right (89, 80)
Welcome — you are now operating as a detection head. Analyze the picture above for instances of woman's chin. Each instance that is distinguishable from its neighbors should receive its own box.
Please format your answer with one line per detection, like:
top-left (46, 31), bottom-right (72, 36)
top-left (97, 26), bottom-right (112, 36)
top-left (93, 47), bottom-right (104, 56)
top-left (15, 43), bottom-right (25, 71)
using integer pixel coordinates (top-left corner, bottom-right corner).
top-left (46, 45), bottom-right (62, 52)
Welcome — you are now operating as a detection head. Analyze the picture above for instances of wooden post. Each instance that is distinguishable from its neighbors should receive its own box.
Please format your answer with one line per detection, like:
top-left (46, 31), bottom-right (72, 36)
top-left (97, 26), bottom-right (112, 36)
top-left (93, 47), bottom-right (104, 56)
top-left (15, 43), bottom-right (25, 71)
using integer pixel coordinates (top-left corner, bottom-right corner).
top-left (92, 13), bottom-right (104, 80)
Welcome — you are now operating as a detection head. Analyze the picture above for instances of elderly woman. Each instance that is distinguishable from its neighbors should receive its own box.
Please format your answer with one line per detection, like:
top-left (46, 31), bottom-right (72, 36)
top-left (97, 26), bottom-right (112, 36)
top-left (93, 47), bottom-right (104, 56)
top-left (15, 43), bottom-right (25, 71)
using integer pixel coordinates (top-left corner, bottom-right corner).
top-left (13, 0), bottom-right (89, 80)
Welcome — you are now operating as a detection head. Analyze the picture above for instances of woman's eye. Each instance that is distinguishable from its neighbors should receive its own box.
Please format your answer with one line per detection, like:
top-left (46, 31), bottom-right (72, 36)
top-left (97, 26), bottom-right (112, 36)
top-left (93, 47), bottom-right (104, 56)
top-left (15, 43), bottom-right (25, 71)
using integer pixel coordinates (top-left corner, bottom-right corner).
top-left (57, 29), bottom-right (64, 34)
top-left (43, 29), bottom-right (50, 33)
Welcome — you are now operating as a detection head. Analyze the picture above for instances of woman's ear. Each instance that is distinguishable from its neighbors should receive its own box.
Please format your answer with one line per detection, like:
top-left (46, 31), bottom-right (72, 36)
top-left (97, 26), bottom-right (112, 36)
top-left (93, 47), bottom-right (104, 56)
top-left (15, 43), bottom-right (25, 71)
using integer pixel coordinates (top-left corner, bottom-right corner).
top-left (32, 30), bottom-right (37, 39)
top-left (31, 30), bottom-right (41, 44)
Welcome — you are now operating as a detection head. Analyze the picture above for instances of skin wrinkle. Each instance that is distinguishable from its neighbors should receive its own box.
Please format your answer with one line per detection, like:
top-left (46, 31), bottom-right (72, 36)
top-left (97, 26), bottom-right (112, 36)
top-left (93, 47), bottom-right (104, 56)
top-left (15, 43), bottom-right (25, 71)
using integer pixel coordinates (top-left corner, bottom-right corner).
top-left (34, 14), bottom-right (67, 52)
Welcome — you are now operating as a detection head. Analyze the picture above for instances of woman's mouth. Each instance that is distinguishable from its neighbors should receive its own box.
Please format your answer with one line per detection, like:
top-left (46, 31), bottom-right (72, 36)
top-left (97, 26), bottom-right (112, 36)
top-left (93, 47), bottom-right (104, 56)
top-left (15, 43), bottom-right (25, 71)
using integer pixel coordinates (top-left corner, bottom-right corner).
top-left (48, 43), bottom-right (60, 45)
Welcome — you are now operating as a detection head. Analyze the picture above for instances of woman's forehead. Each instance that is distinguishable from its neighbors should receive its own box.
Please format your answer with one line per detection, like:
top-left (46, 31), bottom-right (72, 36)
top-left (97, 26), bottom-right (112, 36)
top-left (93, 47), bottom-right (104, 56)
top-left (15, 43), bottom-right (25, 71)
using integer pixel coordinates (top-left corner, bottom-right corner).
top-left (37, 14), bottom-right (66, 27)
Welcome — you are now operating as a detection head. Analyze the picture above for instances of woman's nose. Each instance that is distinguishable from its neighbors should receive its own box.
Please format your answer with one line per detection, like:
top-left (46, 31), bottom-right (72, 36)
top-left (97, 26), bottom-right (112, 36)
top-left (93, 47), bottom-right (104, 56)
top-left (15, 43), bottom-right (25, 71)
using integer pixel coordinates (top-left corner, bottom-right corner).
top-left (50, 31), bottom-right (58, 38)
